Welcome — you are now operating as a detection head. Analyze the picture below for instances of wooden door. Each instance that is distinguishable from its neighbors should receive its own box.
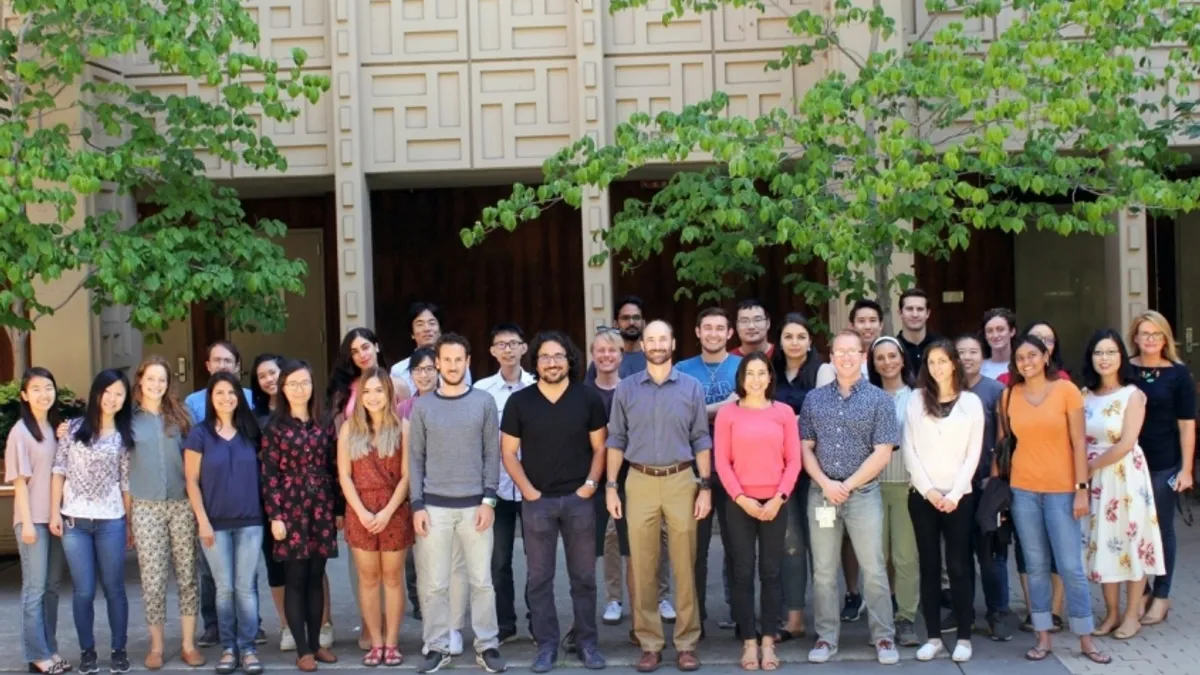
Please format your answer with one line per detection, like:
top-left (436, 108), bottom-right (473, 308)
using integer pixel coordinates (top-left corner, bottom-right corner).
top-left (913, 227), bottom-right (1015, 338)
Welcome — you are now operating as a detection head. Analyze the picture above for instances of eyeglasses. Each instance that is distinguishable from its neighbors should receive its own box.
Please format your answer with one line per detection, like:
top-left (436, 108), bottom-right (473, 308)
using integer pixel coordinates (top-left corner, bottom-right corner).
top-left (594, 326), bottom-right (620, 334)
top-left (833, 349), bottom-right (861, 358)
top-left (284, 381), bottom-right (312, 391)
top-left (1137, 332), bottom-right (1166, 342)
top-left (737, 317), bottom-right (768, 327)
top-left (1093, 350), bottom-right (1121, 359)
top-left (411, 366), bottom-right (437, 375)
top-left (209, 357), bottom-right (237, 367)
top-left (538, 354), bottom-right (568, 364)
top-left (492, 340), bottom-right (524, 351)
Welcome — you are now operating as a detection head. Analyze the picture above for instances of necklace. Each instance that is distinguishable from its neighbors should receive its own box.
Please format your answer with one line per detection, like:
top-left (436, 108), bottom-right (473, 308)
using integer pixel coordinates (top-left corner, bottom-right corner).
top-left (704, 355), bottom-right (729, 387)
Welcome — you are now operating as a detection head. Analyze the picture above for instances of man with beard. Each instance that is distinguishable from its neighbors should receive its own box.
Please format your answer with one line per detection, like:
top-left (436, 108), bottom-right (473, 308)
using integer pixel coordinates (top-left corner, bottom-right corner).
top-left (392, 302), bottom-right (473, 392)
top-left (410, 334), bottom-right (506, 674)
top-left (587, 296), bottom-right (648, 380)
top-left (730, 299), bottom-right (775, 357)
top-left (606, 320), bottom-right (712, 672)
top-left (501, 332), bottom-right (608, 672)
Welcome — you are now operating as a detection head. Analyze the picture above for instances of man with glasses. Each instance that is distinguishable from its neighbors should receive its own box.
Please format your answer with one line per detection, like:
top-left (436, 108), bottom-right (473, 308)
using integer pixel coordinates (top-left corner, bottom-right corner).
top-left (731, 299), bottom-right (775, 357)
top-left (587, 296), bottom-right (649, 380)
top-left (802, 330), bottom-right (901, 665)
top-left (477, 323), bottom-right (535, 644)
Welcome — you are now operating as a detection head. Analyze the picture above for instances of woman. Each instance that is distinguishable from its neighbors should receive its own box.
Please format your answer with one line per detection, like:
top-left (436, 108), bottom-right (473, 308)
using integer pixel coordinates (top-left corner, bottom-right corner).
top-left (328, 328), bottom-right (408, 421)
top-left (6, 368), bottom-right (68, 674)
top-left (1127, 310), bottom-right (1195, 626)
top-left (998, 321), bottom-right (1068, 385)
top-left (339, 367), bottom-right (415, 667)
top-left (1001, 335), bottom-right (1108, 664)
top-left (770, 313), bottom-right (821, 641)
top-left (1081, 329), bottom-right (1163, 640)
top-left (126, 357), bottom-right (206, 669)
top-left (184, 373), bottom-right (266, 675)
top-left (50, 369), bottom-right (133, 675)
top-left (866, 337), bottom-right (920, 647)
top-left (981, 308), bottom-right (1017, 381)
top-left (902, 341), bottom-right (984, 663)
top-left (714, 353), bottom-right (801, 671)
top-left (262, 361), bottom-right (340, 671)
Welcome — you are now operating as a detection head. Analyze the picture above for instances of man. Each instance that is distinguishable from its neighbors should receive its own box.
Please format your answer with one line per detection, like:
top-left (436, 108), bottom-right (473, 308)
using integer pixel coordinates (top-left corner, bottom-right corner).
top-left (896, 288), bottom-right (938, 378)
top-left (410, 334), bottom-right (506, 674)
top-left (730, 299), bottom-right (774, 357)
top-left (587, 296), bottom-right (648, 380)
top-left (956, 334), bottom-right (1013, 641)
top-left (501, 332), bottom-right (608, 672)
top-left (392, 301), bottom-right (473, 391)
top-left (816, 299), bottom-right (880, 388)
top-left (606, 320), bottom-right (711, 672)
top-left (675, 308), bottom-right (741, 632)
top-left (476, 323), bottom-right (536, 644)
top-left (801, 330), bottom-right (900, 665)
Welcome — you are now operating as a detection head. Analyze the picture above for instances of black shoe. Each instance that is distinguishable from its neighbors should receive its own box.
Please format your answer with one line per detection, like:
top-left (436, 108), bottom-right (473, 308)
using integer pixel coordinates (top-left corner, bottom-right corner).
top-left (198, 627), bottom-right (219, 648)
top-left (498, 628), bottom-right (519, 645)
top-left (940, 609), bottom-right (957, 633)
top-left (418, 651), bottom-right (450, 674)
top-left (988, 611), bottom-right (1014, 642)
top-left (940, 589), bottom-right (953, 610)
top-left (108, 651), bottom-right (129, 675)
top-left (476, 649), bottom-right (507, 674)
top-left (254, 629), bottom-right (267, 645)
top-left (1020, 614), bottom-right (1034, 632)
top-left (561, 629), bottom-right (579, 655)
top-left (413, 605), bottom-right (423, 621)
top-left (840, 593), bottom-right (865, 622)
top-left (1051, 615), bottom-right (1065, 633)
top-left (78, 651), bottom-right (98, 675)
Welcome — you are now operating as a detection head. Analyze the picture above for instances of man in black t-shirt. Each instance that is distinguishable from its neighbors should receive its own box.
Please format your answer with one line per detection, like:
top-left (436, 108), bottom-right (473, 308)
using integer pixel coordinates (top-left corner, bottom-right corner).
top-left (501, 331), bottom-right (608, 672)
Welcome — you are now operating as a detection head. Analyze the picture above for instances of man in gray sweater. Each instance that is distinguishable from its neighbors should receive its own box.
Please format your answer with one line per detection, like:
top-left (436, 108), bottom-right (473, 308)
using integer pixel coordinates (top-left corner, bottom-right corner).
top-left (410, 333), bottom-right (506, 674)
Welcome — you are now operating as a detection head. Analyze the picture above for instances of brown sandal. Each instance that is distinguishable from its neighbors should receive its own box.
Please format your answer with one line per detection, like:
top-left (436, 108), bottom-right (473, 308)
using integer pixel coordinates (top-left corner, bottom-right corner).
top-left (180, 650), bottom-right (206, 668)
top-left (143, 652), bottom-right (163, 671)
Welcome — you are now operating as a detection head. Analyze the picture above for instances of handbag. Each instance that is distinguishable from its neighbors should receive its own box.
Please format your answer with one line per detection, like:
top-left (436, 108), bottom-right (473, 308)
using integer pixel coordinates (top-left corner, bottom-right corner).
top-left (994, 388), bottom-right (1017, 479)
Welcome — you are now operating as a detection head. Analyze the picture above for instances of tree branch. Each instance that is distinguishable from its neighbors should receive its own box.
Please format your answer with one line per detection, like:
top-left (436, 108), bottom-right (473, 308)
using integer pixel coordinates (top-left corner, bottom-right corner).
top-left (30, 269), bottom-right (98, 324)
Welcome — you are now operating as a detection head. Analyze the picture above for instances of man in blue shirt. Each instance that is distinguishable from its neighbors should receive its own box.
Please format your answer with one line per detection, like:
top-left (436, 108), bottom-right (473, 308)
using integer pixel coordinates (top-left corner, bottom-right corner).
top-left (675, 308), bottom-right (741, 635)
top-left (184, 342), bottom-right (253, 423)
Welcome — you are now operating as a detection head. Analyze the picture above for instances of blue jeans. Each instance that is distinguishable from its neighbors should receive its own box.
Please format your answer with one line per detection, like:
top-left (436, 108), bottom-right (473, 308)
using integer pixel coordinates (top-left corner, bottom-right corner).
top-left (61, 517), bottom-right (129, 652)
top-left (1149, 467), bottom-right (1178, 599)
top-left (199, 546), bottom-right (262, 634)
top-left (201, 526), bottom-right (263, 654)
top-left (1010, 489), bottom-right (1093, 635)
top-left (17, 523), bottom-right (64, 662)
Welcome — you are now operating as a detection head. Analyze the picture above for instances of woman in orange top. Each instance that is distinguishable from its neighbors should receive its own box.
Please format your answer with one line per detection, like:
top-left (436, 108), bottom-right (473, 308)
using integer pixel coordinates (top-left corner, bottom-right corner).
top-left (1001, 335), bottom-right (1109, 665)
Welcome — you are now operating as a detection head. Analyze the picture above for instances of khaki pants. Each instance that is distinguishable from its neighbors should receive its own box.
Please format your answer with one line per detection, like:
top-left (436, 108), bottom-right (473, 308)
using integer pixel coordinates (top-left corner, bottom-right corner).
top-left (627, 469), bottom-right (699, 652)
top-left (881, 482), bottom-right (920, 623)
top-left (604, 520), bottom-right (671, 604)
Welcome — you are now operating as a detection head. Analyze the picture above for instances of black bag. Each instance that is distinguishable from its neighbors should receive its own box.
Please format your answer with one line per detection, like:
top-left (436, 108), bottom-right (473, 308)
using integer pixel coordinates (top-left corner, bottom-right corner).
top-left (994, 388), bottom-right (1017, 479)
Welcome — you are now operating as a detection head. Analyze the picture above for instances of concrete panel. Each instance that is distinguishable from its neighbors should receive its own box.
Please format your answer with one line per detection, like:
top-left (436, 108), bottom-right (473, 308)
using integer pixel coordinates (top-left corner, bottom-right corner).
top-left (359, 0), bottom-right (469, 64)
top-left (470, 60), bottom-right (577, 168)
top-left (470, 0), bottom-right (576, 60)
top-left (603, 0), bottom-right (713, 55)
top-left (714, 0), bottom-right (818, 51)
top-left (715, 51), bottom-right (822, 120)
top-left (904, 0), bottom-right (995, 44)
top-left (361, 64), bottom-right (471, 171)
top-left (605, 54), bottom-right (713, 142)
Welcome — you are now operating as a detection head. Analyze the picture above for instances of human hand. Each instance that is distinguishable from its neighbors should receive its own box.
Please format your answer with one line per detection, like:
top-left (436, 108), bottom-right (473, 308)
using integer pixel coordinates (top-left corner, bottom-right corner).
top-left (271, 520), bottom-right (287, 541)
top-left (368, 509), bottom-right (392, 535)
top-left (56, 422), bottom-right (69, 441)
top-left (575, 485), bottom-right (596, 500)
top-left (759, 496), bottom-right (784, 521)
top-left (20, 524), bottom-right (37, 545)
top-left (926, 490), bottom-right (945, 510)
top-left (1175, 471), bottom-right (1194, 493)
top-left (357, 508), bottom-right (377, 531)
top-left (198, 521), bottom-right (215, 548)
top-left (475, 504), bottom-right (495, 532)
top-left (822, 481), bottom-right (850, 505)
top-left (1073, 491), bottom-right (1089, 520)
top-left (49, 513), bottom-right (63, 537)
top-left (523, 488), bottom-right (543, 502)
top-left (606, 489), bottom-right (623, 520)
top-left (735, 495), bottom-right (763, 519)
top-left (413, 510), bottom-right (430, 537)
top-left (694, 489), bottom-right (712, 520)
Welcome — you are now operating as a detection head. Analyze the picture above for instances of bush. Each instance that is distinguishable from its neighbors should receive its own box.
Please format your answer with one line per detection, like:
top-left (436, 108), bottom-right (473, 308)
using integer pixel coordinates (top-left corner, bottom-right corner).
top-left (0, 381), bottom-right (86, 457)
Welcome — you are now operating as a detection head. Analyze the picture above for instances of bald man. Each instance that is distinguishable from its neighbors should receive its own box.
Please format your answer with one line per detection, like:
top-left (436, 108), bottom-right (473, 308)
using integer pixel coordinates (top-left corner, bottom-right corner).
top-left (605, 320), bottom-right (712, 672)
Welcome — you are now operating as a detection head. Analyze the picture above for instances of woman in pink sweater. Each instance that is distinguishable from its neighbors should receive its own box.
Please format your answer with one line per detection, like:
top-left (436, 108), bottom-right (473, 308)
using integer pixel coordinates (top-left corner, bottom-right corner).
top-left (714, 352), bottom-right (802, 671)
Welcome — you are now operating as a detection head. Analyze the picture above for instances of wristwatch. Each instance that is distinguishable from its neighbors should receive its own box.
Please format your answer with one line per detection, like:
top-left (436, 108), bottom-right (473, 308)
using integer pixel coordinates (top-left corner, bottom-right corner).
top-left (1075, 482), bottom-right (1089, 491)
top-left (697, 477), bottom-right (712, 490)
top-left (584, 479), bottom-right (599, 489)
top-left (482, 497), bottom-right (498, 508)
top-left (605, 481), bottom-right (620, 490)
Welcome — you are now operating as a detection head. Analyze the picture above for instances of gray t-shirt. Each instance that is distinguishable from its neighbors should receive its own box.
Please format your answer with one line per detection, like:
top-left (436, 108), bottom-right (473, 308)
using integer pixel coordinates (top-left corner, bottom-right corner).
top-left (408, 387), bottom-right (500, 511)
top-left (969, 376), bottom-right (1005, 483)
top-left (5, 420), bottom-right (57, 525)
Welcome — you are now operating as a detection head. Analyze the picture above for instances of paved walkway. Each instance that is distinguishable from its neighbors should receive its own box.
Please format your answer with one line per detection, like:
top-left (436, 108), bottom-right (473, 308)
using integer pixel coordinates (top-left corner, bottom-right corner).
top-left (8, 515), bottom-right (1195, 674)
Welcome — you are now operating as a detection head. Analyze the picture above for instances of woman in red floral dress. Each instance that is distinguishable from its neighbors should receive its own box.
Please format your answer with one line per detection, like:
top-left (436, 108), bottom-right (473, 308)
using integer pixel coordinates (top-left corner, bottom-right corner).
top-left (261, 360), bottom-right (341, 672)
top-left (337, 366), bottom-right (414, 667)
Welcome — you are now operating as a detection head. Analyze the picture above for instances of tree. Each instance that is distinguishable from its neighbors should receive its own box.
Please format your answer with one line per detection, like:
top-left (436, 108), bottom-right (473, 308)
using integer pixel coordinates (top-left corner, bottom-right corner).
top-left (0, 0), bottom-right (330, 375)
top-left (463, 0), bottom-right (1200, 333)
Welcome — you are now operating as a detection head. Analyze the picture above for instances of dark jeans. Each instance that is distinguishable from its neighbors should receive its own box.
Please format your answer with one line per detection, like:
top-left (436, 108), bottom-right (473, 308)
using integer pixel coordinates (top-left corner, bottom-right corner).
top-left (1149, 466), bottom-right (1179, 599)
top-left (970, 497), bottom-right (1010, 615)
top-left (594, 483), bottom-right (630, 557)
top-left (695, 478), bottom-right (732, 622)
top-left (61, 516), bottom-right (129, 653)
top-left (283, 557), bottom-right (328, 656)
top-left (909, 491), bottom-right (975, 641)
top-left (523, 494), bottom-right (598, 652)
top-left (724, 499), bottom-right (786, 641)
top-left (493, 497), bottom-right (528, 633)
top-left (406, 549), bottom-right (420, 614)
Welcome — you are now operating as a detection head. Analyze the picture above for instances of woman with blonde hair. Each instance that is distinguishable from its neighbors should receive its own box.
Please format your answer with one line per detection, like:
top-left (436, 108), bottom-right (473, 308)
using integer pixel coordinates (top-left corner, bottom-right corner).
top-left (338, 367), bottom-right (414, 667)
top-left (127, 356), bottom-right (206, 669)
top-left (1127, 310), bottom-right (1195, 626)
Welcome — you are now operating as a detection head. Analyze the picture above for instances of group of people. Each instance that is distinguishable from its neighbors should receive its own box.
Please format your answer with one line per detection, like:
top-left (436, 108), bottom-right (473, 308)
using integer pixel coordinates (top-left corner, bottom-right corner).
top-left (5, 293), bottom-right (1194, 673)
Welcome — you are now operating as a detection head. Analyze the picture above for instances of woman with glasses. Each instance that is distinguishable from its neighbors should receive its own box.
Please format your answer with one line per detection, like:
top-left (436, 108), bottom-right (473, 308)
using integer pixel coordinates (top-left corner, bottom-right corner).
top-left (1127, 311), bottom-right (1195, 626)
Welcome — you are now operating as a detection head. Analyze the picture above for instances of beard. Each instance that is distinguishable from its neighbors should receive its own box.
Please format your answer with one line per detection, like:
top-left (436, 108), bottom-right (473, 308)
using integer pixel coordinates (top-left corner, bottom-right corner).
top-left (541, 369), bottom-right (567, 384)
top-left (646, 350), bottom-right (672, 366)
top-left (621, 325), bottom-right (642, 341)
top-left (440, 371), bottom-right (465, 386)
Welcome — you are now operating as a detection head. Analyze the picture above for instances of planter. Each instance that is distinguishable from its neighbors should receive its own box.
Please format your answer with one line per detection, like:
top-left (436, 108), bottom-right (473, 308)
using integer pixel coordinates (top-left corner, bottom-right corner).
top-left (0, 485), bottom-right (14, 555)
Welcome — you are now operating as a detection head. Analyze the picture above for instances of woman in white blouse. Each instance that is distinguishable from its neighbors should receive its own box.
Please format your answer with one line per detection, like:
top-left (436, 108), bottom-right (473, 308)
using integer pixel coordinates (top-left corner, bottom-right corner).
top-left (901, 340), bottom-right (984, 663)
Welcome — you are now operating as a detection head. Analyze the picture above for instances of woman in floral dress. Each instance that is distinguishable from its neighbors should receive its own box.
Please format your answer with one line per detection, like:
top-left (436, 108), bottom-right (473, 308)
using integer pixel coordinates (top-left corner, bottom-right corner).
top-left (1081, 329), bottom-right (1164, 641)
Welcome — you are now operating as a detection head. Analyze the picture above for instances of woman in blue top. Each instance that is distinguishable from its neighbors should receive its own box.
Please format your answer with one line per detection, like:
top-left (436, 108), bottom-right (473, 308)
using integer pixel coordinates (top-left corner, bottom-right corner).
top-left (184, 372), bottom-right (265, 675)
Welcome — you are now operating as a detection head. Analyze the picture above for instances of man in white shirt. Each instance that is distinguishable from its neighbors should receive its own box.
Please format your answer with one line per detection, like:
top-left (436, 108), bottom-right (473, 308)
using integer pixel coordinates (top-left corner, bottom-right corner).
top-left (476, 323), bottom-right (536, 644)
top-left (391, 301), bottom-right (473, 390)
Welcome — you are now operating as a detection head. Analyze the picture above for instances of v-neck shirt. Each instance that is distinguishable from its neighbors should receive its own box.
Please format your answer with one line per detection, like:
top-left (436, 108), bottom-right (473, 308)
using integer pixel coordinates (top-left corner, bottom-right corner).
top-left (500, 381), bottom-right (607, 496)
top-left (1004, 380), bottom-right (1084, 493)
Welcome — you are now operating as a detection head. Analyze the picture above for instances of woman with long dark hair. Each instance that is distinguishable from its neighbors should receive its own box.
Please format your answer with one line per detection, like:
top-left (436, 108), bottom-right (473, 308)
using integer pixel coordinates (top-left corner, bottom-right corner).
top-left (50, 369), bottom-right (134, 675)
top-left (126, 356), bottom-right (206, 670)
top-left (6, 368), bottom-right (68, 674)
top-left (184, 372), bottom-right (265, 675)
top-left (327, 328), bottom-right (408, 422)
top-left (998, 321), bottom-right (1068, 385)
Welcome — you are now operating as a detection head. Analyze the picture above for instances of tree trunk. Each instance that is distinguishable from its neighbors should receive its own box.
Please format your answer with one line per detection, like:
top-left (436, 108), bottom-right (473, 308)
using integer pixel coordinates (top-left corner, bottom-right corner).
top-left (874, 243), bottom-right (894, 336)
top-left (6, 325), bottom-right (28, 378)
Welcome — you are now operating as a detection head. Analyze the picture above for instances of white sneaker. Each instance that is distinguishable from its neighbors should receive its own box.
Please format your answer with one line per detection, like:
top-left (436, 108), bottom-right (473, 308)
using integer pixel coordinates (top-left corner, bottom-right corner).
top-left (658, 599), bottom-right (676, 621)
top-left (952, 641), bottom-right (972, 663)
top-left (876, 639), bottom-right (900, 665)
top-left (602, 601), bottom-right (623, 625)
top-left (916, 639), bottom-right (944, 662)
top-left (280, 628), bottom-right (296, 652)
top-left (319, 623), bottom-right (334, 649)
top-left (808, 640), bottom-right (837, 663)
top-left (450, 630), bottom-right (464, 656)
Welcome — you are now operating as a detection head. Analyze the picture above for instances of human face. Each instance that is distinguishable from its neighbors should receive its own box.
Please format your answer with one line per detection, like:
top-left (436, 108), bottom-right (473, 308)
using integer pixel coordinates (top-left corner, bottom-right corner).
top-left (490, 331), bottom-right (527, 369)
top-left (1092, 338), bottom-right (1123, 378)
top-left (100, 380), bottom-right (127, 417)
top-left (780, 322), bottom-right (812, 361)
top-left (852, 308), bottom-right (882, 345)
top-left (410, 357), bottom-right (438, 395)
top-left (873, 342), bottom-right (904, 381)
top-left (536, 340), bottom-right (569, 385)
top-left (436, 344), bottom-right (469, 386)
top-left (360, 376), bottom-right (389, 413)
top-left (735, 306), bottom-right (769, 347)
top-left (641, 321), bottom-right (675, 366)
top-left (211, 380), bottom-right (239, 416)
top-left (984, 316), bottom-right (1015, 353)
top-left (900, 296), bottom-right (930, 332)
top-left (412, 310), bottom-right (441, 349)
top-left (256, 360), bottom-right (280, 398)
top-left (140, 364), bottom-right (170, 404)
top-left (616, 303), bottom-right (644, 342)
top-left (956, 338), bottom-right (984, 379)
top-left (926, 347), bottom-right (955, 390)
top-left (281, 369), bottom-right (313, 411)
top-left (350, 336), bottom-right (379, 371)
top-left (831, 334), bottom-right (864, 378)
top-left (742, 358), bottom-right (772, 398)
top-left (1134, 320), bottom-right (1166, 358)
top-left (591, 336), bottom-right (622, 375)
top-left (696, 316), bottom-right (732, 355)
top-left (1014, 343), bottom-right (1049, 380)
top-left (1027, 324), bottom-right (1057, 357)
top-left (21, 376), bottom-right (56, 414)
top-left (206, 345), bottom-right (239, 375)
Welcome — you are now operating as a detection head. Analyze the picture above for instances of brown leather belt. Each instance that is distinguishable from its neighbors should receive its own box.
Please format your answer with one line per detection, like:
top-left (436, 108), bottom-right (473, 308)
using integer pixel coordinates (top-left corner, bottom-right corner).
top-left (628, 461), bottom-right (693, 477)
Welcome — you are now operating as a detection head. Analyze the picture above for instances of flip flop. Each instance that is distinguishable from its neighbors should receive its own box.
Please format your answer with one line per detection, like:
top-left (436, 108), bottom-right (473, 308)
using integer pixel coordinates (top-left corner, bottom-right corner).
top-left (1083, 649), bottom-right (1112, 665)
top-left (1025, 646), bottom-right (1051, 662)
top-left (775, 629), bottom-right (804, 643)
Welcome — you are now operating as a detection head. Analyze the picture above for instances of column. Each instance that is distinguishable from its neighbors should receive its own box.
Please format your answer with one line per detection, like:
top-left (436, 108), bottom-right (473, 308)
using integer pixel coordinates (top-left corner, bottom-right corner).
top-left (576, 0), bottom-right (615, 337)
top-left (1105, 208), bottom-right (1148, 331)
